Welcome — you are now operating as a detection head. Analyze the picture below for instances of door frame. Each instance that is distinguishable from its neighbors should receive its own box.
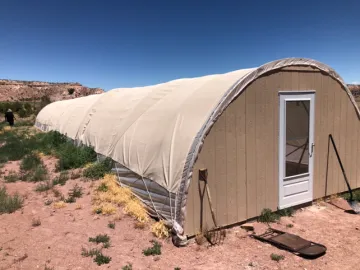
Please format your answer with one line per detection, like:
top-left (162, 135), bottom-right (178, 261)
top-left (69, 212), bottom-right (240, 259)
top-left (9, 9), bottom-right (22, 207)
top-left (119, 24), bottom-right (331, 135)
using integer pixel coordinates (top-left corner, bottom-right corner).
top-left (278, 91), bottom-right (316, 209)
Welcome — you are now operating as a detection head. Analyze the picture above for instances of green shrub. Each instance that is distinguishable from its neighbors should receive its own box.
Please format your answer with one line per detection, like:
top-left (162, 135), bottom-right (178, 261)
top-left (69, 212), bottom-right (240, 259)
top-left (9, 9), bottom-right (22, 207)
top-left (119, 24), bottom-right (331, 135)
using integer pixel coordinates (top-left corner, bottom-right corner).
top-left (35, 181), bottom-right (52, 192)
top-left (122, 263), bottom-right (133, 270)
top-left (83, 158), bottom-right (113, 179)
top-left (89, 234), bottom-right (110, 245)
top-left (4, 171), bottom-right (19, 183)
top-left (28, 165), bottom-right (48, 182)
top-left (93, 253), bottom-right (111, 266)
top-left (20, 153), bottom-right (41, 171)
top-left (68, 184), bottom-right (83, 198)
top-left (52, 171), bottom-right (69, 186)
top-left (342, 189), bottom-right (360, 201)
top-left (278, 207), bottom-right (294, 217)
top-left (81, 247), bottom-right (101, 257)
top-left (108, 222), bottom-right (115, 229)
top-left (97, 183), bottom-right (108, 192)
top-left (258, 208), bottom-right (279, 223)
top-left (270, 253), bottom-right (284, 262)
top-left (56, 144), bottom-right (97, 171)
top-left (142, 240), bottom-right (162, 256)
top-left (18, 107), bottom-right (27, 118)
top-left (0, 187), bottom-right (23, 214)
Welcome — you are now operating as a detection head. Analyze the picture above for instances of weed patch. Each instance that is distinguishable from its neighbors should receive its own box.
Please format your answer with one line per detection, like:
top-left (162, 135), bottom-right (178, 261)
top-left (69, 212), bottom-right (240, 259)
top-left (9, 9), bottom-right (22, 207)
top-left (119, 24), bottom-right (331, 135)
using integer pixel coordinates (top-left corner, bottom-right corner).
top-left (122, 263), bottom-right (133, 270)
top-left (20, 153), bottom-right (41, 171)
top-left (270, 253), bottom-right (284, 262)
top-left (83, 158), bottom-right (113, 179)
top-left (258, 208), bottom-right (280, 223)
top-left (286, 223), bottom-right (294, 228)
top-left (89, 234), bottom-right (110, 245)
top-left (35, 181), bottom-right (52, 192)
top-left (93, 252), bottom-right (111, 266)
top-left (142, 240), bottom-right (162, 256)
top-left (0, 187), bottom-right (23, 214)
top-left (4, 171), bottom-right (19, 183)
top-left (52, 171), bottom-right (69, 186)
top-left (108, 222), bottom-right (115, 229)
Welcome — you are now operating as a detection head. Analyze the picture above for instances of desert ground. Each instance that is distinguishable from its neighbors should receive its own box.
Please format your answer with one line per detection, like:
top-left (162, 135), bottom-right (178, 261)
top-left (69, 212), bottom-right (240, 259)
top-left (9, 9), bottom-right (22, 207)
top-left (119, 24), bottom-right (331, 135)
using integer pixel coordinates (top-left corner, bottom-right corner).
top-left (1, 125), bottom-right (360, 270)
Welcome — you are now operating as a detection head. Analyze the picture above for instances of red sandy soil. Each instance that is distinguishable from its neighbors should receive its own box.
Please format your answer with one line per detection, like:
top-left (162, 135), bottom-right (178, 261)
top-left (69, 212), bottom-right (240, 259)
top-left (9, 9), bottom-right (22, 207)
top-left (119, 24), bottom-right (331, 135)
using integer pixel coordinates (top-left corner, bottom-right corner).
top-left (1, 159), bottom-right (360, 269)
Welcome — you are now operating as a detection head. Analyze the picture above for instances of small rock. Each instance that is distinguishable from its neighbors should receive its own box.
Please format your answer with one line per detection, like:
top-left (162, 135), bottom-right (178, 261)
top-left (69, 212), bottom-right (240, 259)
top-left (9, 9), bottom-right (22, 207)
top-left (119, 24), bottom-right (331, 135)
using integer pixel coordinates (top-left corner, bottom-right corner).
top-left (153, 256), bottom-right (160, 261)
top-left (241, 223), bottom-right (255, 231)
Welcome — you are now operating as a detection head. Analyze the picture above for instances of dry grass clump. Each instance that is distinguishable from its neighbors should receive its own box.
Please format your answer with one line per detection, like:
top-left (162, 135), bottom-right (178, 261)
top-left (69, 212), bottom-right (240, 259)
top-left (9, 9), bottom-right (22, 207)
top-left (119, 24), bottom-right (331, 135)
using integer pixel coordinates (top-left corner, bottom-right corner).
top-left (53, 201), bottom-right (67, 209)
top-left (151, 220), bottom-right (170, 238)
top-left (92, 174), bottom-right (148, 223)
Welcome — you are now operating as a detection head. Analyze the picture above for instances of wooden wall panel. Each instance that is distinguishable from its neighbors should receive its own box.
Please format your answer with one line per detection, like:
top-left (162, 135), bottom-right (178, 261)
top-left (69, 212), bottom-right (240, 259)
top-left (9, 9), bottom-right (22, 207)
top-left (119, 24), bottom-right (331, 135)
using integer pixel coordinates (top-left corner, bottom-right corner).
top-left (184, 69), bottom-right (360, 235)
top-left (225, 104), bottom-right (238, 224)
top-left (214, 115), bottom-right (228, 225)
top-left (235, 93), bottom-right (247, 220)
top-left (245, 85), bottom-right (257, 218)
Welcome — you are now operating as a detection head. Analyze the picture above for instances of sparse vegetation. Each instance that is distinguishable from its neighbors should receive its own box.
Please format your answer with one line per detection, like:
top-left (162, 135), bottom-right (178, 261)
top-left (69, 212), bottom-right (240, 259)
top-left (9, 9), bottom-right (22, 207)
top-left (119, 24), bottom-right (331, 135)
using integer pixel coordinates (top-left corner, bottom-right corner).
top-left (4, 171), bottom-right (19, 182)
top-left (44, 265), bottom-right (54, 270)
top-left (97, 183), bottom-right (108, 192)
top-left (35, 181), bottom-right (52, 192)
top-left (52, 171), bottom-right (69, 186)
top-left (81, 247), bottom-right (101, 257)
top-left (93, 252), bottom-right (111, 266)
top-left (142, 240), bottom-right (162, 256)
top-left (82, 234), bottom-right (112, 266)
top-left (108, 222), bottom-right (115, 229)
top-left (270, 253), bottom-right (285, 262)
top-left (0, 187), bottom-right (23, 214)
top-left (83, 158), bottom-right (113, 179)
top-left (67, 184), bottom-right (83, 200)
top-left (258, 208), bottom-right (280, 223)
top-left (89, 234), bottom-right (110, 245)
top-left (258, 207), bottom-right (295, 223)
top-left (278, 207), bottom-right (295, 217)
top-left (20, 152), bottom-right (41, 171)
top-left (342, 189), bottom-right (360, 201)
top-left (122, 263), bottom-right (133, 270)
top-left (286, 223), bottom-right (294, 228)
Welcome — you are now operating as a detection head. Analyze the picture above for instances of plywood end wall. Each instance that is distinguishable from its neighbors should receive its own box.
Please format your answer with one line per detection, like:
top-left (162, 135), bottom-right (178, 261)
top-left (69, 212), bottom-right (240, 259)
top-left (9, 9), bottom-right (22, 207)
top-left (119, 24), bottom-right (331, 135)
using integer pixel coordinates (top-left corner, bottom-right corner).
top-left (184, 69), bottom-right (360, 235)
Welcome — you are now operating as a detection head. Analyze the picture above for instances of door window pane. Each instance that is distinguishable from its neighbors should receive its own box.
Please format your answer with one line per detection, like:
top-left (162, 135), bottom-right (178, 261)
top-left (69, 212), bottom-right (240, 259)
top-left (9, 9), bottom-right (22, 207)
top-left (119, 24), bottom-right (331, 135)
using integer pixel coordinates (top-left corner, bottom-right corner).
top-left (285, 100), bottom-right (309, 177)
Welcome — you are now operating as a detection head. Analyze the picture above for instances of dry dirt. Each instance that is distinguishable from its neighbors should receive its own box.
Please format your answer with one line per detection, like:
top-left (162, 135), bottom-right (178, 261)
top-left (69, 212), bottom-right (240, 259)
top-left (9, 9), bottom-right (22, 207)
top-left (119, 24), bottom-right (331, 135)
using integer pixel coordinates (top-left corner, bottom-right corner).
top-left (1, 160), bottom-right (360, 270)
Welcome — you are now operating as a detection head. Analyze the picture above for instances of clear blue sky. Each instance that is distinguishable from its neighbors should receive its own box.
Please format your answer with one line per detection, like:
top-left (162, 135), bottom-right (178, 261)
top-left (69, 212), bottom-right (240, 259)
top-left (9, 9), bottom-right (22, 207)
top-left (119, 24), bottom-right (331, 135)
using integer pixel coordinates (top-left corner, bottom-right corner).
top-left (0, 0), bottom-right (359, 90)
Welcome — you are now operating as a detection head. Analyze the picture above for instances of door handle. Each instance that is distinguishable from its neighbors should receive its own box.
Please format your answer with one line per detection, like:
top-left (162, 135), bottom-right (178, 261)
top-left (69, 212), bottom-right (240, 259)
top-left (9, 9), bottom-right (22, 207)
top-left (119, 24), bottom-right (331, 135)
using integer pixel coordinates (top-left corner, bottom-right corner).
top-left (309, 143), bottom-right (315, 157)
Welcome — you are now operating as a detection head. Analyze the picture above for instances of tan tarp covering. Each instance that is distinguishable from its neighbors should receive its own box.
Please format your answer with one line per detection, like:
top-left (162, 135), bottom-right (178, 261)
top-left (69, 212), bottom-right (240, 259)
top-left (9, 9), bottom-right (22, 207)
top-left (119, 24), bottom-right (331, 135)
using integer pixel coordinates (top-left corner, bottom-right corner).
top-left (36, 68), bottom-right (255, 193)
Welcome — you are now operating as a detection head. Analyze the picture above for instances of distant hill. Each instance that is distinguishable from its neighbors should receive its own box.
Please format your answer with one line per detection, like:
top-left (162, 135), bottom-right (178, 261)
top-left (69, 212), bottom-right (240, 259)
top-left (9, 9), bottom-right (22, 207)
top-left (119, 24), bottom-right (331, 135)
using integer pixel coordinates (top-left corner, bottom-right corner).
top-left (0, 79), bottom-right (104, 102)
top-left (348, 84), bottom-right (360, 97)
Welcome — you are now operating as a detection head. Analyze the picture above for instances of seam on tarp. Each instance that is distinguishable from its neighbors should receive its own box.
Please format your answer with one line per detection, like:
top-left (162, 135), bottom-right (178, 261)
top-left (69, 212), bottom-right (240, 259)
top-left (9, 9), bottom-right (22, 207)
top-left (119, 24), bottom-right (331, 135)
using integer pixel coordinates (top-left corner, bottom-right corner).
top-left (175, 57), bottom-right (360, 237)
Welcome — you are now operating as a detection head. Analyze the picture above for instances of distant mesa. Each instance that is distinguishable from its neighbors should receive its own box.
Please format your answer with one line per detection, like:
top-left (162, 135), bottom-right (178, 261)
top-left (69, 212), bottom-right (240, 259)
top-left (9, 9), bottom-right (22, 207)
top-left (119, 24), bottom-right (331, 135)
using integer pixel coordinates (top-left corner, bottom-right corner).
top-left (0, 79), bottom-right (104, 102)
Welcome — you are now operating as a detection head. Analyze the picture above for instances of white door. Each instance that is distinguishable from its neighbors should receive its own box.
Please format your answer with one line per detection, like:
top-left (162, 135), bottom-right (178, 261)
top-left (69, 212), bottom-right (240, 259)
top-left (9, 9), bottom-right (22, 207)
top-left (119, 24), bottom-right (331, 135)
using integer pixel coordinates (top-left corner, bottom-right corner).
top-left (279, 91), bottom-right (315, 209)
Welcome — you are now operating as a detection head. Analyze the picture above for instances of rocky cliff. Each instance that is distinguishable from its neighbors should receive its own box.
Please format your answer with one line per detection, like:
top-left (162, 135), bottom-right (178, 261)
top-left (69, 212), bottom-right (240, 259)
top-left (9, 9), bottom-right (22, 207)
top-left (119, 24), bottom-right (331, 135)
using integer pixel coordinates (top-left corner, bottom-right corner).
top-left (0, 79), bottom-right (104, 102)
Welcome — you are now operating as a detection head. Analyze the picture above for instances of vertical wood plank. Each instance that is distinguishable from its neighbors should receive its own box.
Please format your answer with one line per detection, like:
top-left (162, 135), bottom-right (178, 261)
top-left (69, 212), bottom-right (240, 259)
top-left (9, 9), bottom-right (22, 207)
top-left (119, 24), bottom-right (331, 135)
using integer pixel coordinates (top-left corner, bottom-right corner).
top-left (245, 85), bottom-right (257, 218)
top-left (225, 105), bottom-right (238, 223)
top-left (326, 76), bottom-right (335, 195)
top-left (339, 88), bottom-right (348, 192)
top-left (235, 93), bottom-right (247, 220)
top-left (214, 114), bottom-right (228, 225)
top-left (255, 79), bottom-right (267, 215)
